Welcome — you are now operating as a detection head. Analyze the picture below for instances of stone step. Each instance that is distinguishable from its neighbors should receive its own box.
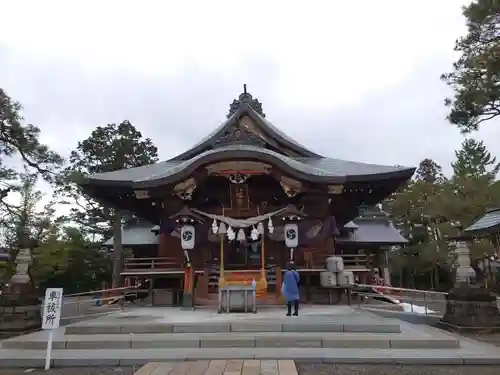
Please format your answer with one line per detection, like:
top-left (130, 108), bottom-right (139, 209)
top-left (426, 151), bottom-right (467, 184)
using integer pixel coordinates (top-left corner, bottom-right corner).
top-left (1, 346), bottom-right (499, 368)
top-left (64, 321), bottom-right (402, 335)
top-left (1, 331), bottom-right (460, 350)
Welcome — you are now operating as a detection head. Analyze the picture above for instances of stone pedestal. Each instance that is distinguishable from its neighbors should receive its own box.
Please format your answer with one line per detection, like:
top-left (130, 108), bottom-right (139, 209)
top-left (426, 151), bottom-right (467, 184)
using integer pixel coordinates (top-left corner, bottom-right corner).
top-left (181, 292), bottom-right (195, 310)
top-left (0, 246), bottom-right (41, 337)
top-left (442, 284), bottom-right (500, 330)
top-left (440, 239), bottom-right (500, 331)
top-left (0, 292), bottom-right (41, 338)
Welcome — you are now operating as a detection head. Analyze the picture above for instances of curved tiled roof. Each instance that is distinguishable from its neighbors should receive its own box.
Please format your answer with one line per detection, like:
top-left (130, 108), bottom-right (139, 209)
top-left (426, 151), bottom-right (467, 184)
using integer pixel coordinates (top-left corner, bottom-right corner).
top-left (85, 143), bottom-right (414, 188)
top-left (338, 209), bottom-right (408, 245)
top-left (337, 220), bottom-right (408, 245)
top-left (81, 89), bottom-right (415, 188)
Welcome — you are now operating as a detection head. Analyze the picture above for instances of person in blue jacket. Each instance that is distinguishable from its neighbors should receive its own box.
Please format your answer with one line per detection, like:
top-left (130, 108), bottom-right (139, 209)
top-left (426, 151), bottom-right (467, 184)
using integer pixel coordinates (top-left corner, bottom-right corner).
top-left (282, 263), bottom-right (300, 316)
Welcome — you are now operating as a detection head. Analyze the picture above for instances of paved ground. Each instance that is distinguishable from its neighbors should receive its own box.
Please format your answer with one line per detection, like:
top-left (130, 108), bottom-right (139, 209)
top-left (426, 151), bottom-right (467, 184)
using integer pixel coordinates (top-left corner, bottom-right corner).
top-left (0, 368), bottom-right (134, 375)
top-left (2, 364), bottom-right (500, 375)
top-left (3, 306), bottom-right (500, 366)
top-left (297, 364), bottom-right (500, 375)
top-left (462, 332), bottom-right (500, 347)
top-left (60, 296), bottom-right (122, 323)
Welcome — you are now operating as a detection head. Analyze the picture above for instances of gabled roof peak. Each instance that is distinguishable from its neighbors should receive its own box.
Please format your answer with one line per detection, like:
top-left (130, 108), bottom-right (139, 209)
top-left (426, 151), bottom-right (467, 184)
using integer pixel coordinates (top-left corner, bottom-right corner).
top-left (171, 87), bottom-right (322, 160)
top-left (227, 84), bottom-right (265, 118)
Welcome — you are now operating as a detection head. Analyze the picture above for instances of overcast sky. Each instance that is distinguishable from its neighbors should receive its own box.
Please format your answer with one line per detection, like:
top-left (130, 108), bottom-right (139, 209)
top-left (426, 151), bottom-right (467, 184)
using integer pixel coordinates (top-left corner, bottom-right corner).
top-left (0, 0), bottom-right (496, 199)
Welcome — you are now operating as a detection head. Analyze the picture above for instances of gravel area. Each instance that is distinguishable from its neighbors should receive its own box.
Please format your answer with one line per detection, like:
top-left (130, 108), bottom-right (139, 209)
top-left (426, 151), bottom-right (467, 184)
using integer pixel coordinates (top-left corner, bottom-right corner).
top-left (297, 364), bottom-right (500, 375)
top-left (0, 368), bottom-right (135, 375)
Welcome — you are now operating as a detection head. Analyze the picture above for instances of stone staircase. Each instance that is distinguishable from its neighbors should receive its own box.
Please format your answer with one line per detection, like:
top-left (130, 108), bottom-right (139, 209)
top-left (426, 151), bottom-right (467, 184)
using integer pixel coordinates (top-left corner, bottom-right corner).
top-left (2, 319), bottom-right (459, 351)
top-left (2, 305), bottom-right (500, 367)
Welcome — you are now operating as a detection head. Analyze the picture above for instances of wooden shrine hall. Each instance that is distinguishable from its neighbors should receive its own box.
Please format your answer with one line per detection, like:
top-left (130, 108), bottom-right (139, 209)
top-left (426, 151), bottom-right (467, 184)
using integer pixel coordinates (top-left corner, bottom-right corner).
top-left (84, 86), bottom-right (414, 306)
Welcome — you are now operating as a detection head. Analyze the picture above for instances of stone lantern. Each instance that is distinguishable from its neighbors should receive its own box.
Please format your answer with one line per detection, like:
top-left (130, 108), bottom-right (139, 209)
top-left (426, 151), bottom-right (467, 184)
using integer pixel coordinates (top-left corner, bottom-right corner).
top-left (441, 234), bottom-right (500, 330)
top-left (0, 228), bottom-right (41, 336)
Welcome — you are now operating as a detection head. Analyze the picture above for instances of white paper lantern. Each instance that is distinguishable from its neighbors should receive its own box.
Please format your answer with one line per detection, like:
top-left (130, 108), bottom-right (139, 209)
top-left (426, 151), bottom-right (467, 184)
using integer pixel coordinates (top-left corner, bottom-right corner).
top-left (284, 223), bottom-right (298, 248)
top-left (181, 225), bottom-right (195, 250)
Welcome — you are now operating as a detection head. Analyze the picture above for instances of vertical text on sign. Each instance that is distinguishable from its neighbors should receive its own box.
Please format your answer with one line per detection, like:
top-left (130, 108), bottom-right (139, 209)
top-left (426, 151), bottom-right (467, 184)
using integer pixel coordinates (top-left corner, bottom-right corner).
top-left (42, 288), bottom-right (63, 329)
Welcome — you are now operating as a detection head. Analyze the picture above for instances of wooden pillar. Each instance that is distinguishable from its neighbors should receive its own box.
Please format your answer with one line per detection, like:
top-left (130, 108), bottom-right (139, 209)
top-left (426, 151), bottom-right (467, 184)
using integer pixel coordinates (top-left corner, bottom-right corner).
top-left (158, 233), bottom-right (167, 257)
top-left (219, 235), bottom-right (225, 287)
top-left (196, 266), bottom-right (210, 300)
top-left (306, 273), bottom-right (311, 303)
top-left (183, 267), bottom-right (194, 308)
top-left (260, 234), bottom-right (266, 283)
top-left (275, 266), bottom-right (282, 299)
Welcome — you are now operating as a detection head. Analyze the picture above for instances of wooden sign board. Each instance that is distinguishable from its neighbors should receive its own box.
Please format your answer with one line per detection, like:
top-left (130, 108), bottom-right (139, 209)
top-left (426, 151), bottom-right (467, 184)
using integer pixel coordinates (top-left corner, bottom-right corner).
top-left (229, 184), bottom-right (250, 210)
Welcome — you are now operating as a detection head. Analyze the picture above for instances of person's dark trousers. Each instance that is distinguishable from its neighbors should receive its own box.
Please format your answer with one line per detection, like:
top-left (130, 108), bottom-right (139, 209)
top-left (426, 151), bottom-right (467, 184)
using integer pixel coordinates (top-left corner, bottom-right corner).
top-left (286, 300), bottom-right (299, 316)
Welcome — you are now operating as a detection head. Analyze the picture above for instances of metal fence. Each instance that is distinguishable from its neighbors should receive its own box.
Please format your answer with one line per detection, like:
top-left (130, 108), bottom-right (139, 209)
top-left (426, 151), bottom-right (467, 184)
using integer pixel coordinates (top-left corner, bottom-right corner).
top-left (353, 284), bottom-right (448, 317)
top-left (58, 285), bottom-right (140, 324)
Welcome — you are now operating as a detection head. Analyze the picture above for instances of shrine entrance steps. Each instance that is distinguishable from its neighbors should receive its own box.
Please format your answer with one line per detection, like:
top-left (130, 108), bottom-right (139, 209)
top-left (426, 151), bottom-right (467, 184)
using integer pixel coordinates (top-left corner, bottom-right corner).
top-left (1, 306), bottom-right (500, 367)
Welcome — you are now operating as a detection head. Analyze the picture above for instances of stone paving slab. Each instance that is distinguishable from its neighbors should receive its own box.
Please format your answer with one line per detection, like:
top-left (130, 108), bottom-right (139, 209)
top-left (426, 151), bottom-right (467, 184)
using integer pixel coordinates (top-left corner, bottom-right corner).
top-left (62, 306), bottom-right (405, 335)
top-left (2, 307), bottom-right (499, 367)
top-left (63, 306), bottom-right (381, 326)
top-left (65, 321), bottom-right (402, 334)
top-left (132, 360), bottom-right (298, 375)
top-left (2, 347), bottom-right (500, 367)
top-left (1, 332), bottom-right (459, 350)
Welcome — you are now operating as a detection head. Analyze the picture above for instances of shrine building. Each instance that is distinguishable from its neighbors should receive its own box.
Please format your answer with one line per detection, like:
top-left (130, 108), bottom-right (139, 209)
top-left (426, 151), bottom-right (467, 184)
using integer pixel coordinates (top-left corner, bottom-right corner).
top-left (83, 87), bottom-right (414, 306)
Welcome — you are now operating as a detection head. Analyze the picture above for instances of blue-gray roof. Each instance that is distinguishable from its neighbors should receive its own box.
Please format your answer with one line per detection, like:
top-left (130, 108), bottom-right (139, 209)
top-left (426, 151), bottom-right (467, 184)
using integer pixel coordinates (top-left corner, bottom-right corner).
top-left (344, 221), bottom-right (359, 229)
top-left (464, 208), bottom-right (500, 234)
top-left (338, 209), bottom-right (408, 245)
top-left (85, 143), bottom-right (414, 188)
top-left (81, 94), bottom-right (414, 188)
top-left (337, 220), bottom-right (408, 245)
top-left (103, 225), bottom-right (158, 246)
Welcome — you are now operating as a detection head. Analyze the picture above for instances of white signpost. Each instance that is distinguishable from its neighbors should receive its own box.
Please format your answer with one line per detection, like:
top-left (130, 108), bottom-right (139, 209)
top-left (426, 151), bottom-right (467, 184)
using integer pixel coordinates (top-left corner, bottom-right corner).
top-left (42, 288), bottom-right (63, 370)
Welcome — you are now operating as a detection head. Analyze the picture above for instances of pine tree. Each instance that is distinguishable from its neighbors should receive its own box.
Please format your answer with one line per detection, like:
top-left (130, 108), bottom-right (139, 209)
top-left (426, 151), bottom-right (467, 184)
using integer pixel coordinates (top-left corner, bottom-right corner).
top-left (56, 121), bottom-right (159, 287)
top-left (452, 138), bottom-right (500, 180)
top-left (415, 158), bottom-right (445, 184)
top-left (442, 1), bottom-right (500, 132)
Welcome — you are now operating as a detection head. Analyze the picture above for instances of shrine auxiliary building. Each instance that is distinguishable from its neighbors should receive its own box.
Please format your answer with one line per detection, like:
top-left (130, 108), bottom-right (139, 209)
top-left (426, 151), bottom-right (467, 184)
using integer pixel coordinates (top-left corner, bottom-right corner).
top-left (82, 87), bottom-right (414, 306)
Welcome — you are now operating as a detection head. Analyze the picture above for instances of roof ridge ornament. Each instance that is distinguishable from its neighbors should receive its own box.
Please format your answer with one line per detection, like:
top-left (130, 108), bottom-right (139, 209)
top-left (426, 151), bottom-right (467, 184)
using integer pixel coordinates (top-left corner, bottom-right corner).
top-left (212, 121), bottom-right (265, 148)
top-left (227, 84), bottom-right (266, 118)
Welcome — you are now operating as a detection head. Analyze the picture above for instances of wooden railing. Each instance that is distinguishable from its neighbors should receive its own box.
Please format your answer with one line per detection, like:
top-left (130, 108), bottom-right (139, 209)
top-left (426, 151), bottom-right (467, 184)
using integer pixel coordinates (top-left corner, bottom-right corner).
top-left (299, 251), bottom-right (371, 269)
top-left (123, 253), bottom-right (371, 271)
top-left (123, 257), bottom-right (181, 270)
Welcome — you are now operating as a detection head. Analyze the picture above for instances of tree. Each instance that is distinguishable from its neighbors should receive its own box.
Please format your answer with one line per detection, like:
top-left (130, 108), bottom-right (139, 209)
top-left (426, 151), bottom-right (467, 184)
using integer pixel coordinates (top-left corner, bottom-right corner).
top-left (0, 171), bottom-right (66, 287)
top-left (442, 1), bottom-right (500, 132)
top-left (37, 228), bottom-right (112, 294)
top-left (452, 138), bottom-right (500, 180)
top-left (385, 159), bottom-right (453, 289)
top-left (0, 89), bottom-right (63, 215)
top-left (415, 158), bottom-right (445, 184)
top-left (56, 121), bottom-right (159, 287)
